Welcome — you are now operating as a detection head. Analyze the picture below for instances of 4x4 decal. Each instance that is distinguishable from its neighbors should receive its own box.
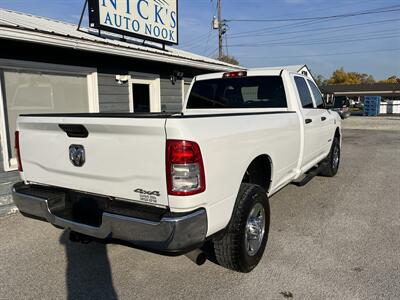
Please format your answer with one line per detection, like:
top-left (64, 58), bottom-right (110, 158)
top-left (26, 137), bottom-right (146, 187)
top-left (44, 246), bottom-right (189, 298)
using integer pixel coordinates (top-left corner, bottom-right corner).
top-left (134, 189), bottom-right (161, 197)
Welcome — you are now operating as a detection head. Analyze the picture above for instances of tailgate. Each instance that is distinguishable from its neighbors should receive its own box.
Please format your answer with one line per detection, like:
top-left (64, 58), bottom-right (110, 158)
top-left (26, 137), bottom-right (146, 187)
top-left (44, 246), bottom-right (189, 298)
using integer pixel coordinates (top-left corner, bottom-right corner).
top-left (17, 116), bottom-right (169, 207)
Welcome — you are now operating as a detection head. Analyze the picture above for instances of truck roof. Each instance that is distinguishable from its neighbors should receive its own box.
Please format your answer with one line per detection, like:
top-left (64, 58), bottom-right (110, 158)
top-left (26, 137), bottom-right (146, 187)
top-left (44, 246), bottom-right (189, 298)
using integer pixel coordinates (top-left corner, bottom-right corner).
top-left (195, 69), bottom-right (290, 81)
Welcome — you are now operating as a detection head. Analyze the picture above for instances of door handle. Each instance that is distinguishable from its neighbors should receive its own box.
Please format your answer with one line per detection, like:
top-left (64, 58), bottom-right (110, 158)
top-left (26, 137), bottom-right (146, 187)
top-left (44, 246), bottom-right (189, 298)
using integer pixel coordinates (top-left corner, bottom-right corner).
top-left (321, 116), bottom-right (327, 121)
top-left (305, 119), bottom-right (312, 124)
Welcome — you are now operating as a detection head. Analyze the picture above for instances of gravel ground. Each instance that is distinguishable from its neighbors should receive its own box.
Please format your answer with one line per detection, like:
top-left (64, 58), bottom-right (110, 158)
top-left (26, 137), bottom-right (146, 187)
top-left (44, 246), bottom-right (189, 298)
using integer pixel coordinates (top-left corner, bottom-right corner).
top-left (0, 116), bottom-right (399, 300)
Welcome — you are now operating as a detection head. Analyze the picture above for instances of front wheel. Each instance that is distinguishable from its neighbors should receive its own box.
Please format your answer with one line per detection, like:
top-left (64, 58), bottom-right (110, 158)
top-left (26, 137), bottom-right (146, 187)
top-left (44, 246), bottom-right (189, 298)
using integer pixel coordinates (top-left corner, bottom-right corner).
top-left (213, 183), bottom-right (270, 273)
top-left (319, 137), bottom-right (341, 177)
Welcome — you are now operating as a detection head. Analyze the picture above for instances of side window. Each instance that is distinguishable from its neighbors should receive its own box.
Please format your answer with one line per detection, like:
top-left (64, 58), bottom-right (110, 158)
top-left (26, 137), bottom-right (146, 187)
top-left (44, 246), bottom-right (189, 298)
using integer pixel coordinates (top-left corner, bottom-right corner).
top-left (308, 80), bottom-right (324, 109)
top-left (294, 77), bottom-right (314, 109)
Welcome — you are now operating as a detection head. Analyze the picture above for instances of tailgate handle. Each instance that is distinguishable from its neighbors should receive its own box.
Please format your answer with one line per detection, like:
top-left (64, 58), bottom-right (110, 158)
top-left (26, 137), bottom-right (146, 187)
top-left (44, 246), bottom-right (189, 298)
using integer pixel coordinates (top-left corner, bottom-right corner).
top-left (59, 124), bottom-right (89, 138)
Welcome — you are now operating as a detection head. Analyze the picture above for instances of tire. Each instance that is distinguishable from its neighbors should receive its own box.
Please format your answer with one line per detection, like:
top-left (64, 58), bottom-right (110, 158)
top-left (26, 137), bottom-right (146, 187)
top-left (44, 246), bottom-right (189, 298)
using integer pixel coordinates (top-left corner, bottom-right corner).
top-left (319, 137), bottom-right (340, 177)
top-left (213, 183), bottom-right (270, 273)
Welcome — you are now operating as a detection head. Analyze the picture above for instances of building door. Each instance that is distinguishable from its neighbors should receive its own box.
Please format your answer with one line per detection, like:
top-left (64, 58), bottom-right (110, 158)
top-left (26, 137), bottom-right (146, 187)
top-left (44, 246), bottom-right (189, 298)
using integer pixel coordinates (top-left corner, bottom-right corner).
top-left (129, 73), bottom-right (161, 113)
top-left (132, 83), bottom-right (150, 112)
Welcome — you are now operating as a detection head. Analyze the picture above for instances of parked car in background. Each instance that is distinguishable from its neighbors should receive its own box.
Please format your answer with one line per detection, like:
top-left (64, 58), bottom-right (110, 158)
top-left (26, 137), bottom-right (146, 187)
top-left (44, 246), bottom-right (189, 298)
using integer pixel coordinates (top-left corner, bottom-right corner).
top-left (333, 96), bottom-right (351, 119)
top-left (13, 68), bottom-right (342, 273)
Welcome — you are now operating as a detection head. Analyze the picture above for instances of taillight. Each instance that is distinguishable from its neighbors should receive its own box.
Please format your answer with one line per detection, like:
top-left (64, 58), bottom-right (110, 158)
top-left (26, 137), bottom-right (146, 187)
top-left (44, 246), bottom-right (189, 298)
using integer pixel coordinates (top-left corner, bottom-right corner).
top-left (15, 131), bottom-right (23, 172)
top-left (166, 140), bottom-right (206, 196)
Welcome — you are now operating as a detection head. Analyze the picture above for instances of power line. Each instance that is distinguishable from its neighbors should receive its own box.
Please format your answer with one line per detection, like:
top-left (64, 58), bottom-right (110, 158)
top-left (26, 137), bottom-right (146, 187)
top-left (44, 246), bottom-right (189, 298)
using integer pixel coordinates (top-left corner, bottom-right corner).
top-left (202, 29), bottom-right (214, 55)
top-left (206, 46), bottom-right (219, 58)
top-left (240, 48), bottom-right (400, 60)
top-left (235, 23), bottom-right (400, 46)
top-left (228, 0), bottom-right (382, 37)
top-left (226, 5), bottom-right (400, 22)
top-left (230, 24), bottom-right (400, 47)
top-left (181, 2), bottom-right (400, 61)
top-left (179, 0), bottom-right (218, 48)
top-left (229, 18), bottom-right (400, 40)
top-left (230, 33), bottom-right (400, 48)
top-left (202, 1), bottom-right (219, 55)
top-left (229, 19), bottom-right (326, 39)
top-left (180, 31), bottom-right (213, 47)
top-left (225, 32), bottom-right (229, 56)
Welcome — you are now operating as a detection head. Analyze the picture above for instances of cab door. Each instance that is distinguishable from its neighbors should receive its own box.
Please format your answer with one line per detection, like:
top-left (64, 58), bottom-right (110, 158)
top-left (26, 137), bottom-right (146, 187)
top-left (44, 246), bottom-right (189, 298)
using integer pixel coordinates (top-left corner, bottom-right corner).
top-left (293, 76), bottom-right (322, 169)
top-left (306, 79), bottom-right (334, 155)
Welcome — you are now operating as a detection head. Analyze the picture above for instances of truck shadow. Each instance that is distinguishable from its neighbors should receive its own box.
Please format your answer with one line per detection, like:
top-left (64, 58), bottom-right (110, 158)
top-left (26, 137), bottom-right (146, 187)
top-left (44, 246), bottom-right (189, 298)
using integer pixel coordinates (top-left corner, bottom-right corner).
top-left (59, 231), bottom-right (118, 300)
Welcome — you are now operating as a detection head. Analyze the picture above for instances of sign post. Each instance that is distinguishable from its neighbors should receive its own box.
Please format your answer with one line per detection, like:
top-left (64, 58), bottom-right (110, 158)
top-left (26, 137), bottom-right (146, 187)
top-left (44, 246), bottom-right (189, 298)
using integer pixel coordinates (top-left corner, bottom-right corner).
top-left (88, 0), bottom-right (179, 46)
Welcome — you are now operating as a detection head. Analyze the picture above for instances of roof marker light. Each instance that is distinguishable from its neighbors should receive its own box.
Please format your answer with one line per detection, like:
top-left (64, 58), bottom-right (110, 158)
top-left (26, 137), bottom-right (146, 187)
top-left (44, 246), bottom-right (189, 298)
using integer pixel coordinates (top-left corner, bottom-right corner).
top-left (223, 71), bottom-right (247, 78)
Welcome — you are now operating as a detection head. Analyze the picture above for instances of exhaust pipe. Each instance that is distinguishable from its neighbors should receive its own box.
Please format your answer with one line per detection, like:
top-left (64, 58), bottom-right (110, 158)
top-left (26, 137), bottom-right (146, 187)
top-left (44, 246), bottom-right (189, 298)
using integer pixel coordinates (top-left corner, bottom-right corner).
top-left (185, 249), bottom-right (207, 266)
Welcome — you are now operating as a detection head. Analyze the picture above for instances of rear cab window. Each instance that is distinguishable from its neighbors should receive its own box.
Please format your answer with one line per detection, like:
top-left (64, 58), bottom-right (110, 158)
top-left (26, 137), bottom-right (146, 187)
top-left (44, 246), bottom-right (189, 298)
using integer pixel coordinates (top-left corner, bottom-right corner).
top-left (186, 76), bottom-right (287, 109)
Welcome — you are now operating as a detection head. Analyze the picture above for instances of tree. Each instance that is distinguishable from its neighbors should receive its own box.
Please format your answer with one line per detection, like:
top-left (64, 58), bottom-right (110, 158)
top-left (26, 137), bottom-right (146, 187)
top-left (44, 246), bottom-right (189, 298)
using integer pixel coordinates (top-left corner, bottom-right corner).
top-left (327, 67), bottom-right (375, 85)
top-left (327, 67), bottom-right (355, 84)
top-left (315, 74), bottom-right (328, 86)
top-left (379, 75), bottom-right (400, 84)
top-left (218, 55), bottom-right (240, 66)
top-left (358, 73), bottom-right (375, 84)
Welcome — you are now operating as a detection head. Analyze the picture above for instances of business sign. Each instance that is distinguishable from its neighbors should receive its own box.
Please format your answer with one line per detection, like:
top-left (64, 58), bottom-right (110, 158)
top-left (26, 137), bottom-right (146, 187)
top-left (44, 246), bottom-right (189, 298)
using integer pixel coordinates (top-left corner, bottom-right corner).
top-left (88, 0), bottom-right (178, 45)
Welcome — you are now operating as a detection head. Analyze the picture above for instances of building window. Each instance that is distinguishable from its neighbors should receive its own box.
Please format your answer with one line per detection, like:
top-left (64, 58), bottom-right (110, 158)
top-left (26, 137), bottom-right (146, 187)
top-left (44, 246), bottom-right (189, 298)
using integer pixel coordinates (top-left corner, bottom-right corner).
top-left (0, 67), bottom-right (98, 171)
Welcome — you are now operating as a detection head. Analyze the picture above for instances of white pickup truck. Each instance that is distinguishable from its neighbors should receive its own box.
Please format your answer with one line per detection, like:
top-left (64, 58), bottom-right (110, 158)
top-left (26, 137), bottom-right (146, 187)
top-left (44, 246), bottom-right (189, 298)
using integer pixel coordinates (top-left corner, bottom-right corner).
top-left (13, 68), bottom-right (341, 273)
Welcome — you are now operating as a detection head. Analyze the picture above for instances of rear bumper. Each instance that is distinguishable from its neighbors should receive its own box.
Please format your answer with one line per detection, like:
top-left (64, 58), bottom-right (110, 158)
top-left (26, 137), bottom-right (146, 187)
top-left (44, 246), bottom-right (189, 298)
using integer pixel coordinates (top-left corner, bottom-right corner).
top-left (12, 183), bottom-right (207, 253)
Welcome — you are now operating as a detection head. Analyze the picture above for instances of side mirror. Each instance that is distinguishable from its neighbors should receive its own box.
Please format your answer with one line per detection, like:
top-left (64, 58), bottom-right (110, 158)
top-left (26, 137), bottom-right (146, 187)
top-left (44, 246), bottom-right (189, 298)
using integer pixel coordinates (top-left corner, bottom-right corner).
top-left (341, 111), bottom-right (351, 119)
top-left (324, 101), bottom-right (333, 109)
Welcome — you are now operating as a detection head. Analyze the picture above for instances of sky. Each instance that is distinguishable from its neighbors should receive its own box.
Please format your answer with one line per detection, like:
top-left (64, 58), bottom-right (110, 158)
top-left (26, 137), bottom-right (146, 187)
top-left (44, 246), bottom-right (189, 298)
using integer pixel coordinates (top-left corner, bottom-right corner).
top-left (0, 0), bottom-right (399, 80)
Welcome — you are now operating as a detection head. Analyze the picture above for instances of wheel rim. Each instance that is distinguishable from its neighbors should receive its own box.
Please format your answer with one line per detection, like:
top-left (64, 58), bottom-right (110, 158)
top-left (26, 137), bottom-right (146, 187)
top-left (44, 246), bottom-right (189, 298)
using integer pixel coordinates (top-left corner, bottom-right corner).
top-left (245, 203), bottom-right (266, 257)
top-left (333, 144), bottom-right (340, 169)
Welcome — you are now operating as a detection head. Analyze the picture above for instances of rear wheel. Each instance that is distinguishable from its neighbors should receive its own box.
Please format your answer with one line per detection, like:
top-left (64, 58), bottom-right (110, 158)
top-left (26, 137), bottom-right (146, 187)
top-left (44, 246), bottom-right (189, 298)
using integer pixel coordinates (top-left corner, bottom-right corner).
top-left (213, 183), bottom-right (270, 273)
top-left (320, 137), bottom-right (340, 177)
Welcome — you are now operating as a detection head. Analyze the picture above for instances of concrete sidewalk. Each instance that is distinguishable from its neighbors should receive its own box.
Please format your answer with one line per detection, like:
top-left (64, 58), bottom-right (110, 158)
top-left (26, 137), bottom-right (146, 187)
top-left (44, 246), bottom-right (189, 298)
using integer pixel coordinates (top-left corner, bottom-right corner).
top-left (0, 195), bottom-right (17, 216)
top-left (0, 171), bottom-right (20, 217)
top-left (342, 115), bottom-right (400, 131)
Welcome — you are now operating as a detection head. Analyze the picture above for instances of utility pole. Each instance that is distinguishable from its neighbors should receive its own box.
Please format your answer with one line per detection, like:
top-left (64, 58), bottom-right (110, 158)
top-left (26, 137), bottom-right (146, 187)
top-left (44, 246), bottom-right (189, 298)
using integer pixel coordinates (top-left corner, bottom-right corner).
top-left (217, 0), bottom-right (223, 60)
top-left (212, 0), bottom-right (227, 60)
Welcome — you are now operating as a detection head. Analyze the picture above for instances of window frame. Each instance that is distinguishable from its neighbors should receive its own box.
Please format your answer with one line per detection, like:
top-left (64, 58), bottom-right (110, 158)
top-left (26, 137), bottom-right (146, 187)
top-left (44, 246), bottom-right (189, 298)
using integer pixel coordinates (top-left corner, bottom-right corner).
top-left (0, 59), bottom-right (99, 171)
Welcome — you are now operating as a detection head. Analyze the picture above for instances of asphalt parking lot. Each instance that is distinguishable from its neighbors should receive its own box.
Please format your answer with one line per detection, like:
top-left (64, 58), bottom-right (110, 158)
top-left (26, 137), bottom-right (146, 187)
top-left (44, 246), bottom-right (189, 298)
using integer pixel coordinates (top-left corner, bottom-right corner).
top-left (0, 116), bottom-right (399, 300)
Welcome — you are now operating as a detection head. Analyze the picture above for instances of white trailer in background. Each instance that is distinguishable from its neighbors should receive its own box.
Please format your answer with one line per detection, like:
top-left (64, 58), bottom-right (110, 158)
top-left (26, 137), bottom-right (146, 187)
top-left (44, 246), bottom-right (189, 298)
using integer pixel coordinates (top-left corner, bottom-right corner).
top-left (380, 100), bottom-right (400, 114)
